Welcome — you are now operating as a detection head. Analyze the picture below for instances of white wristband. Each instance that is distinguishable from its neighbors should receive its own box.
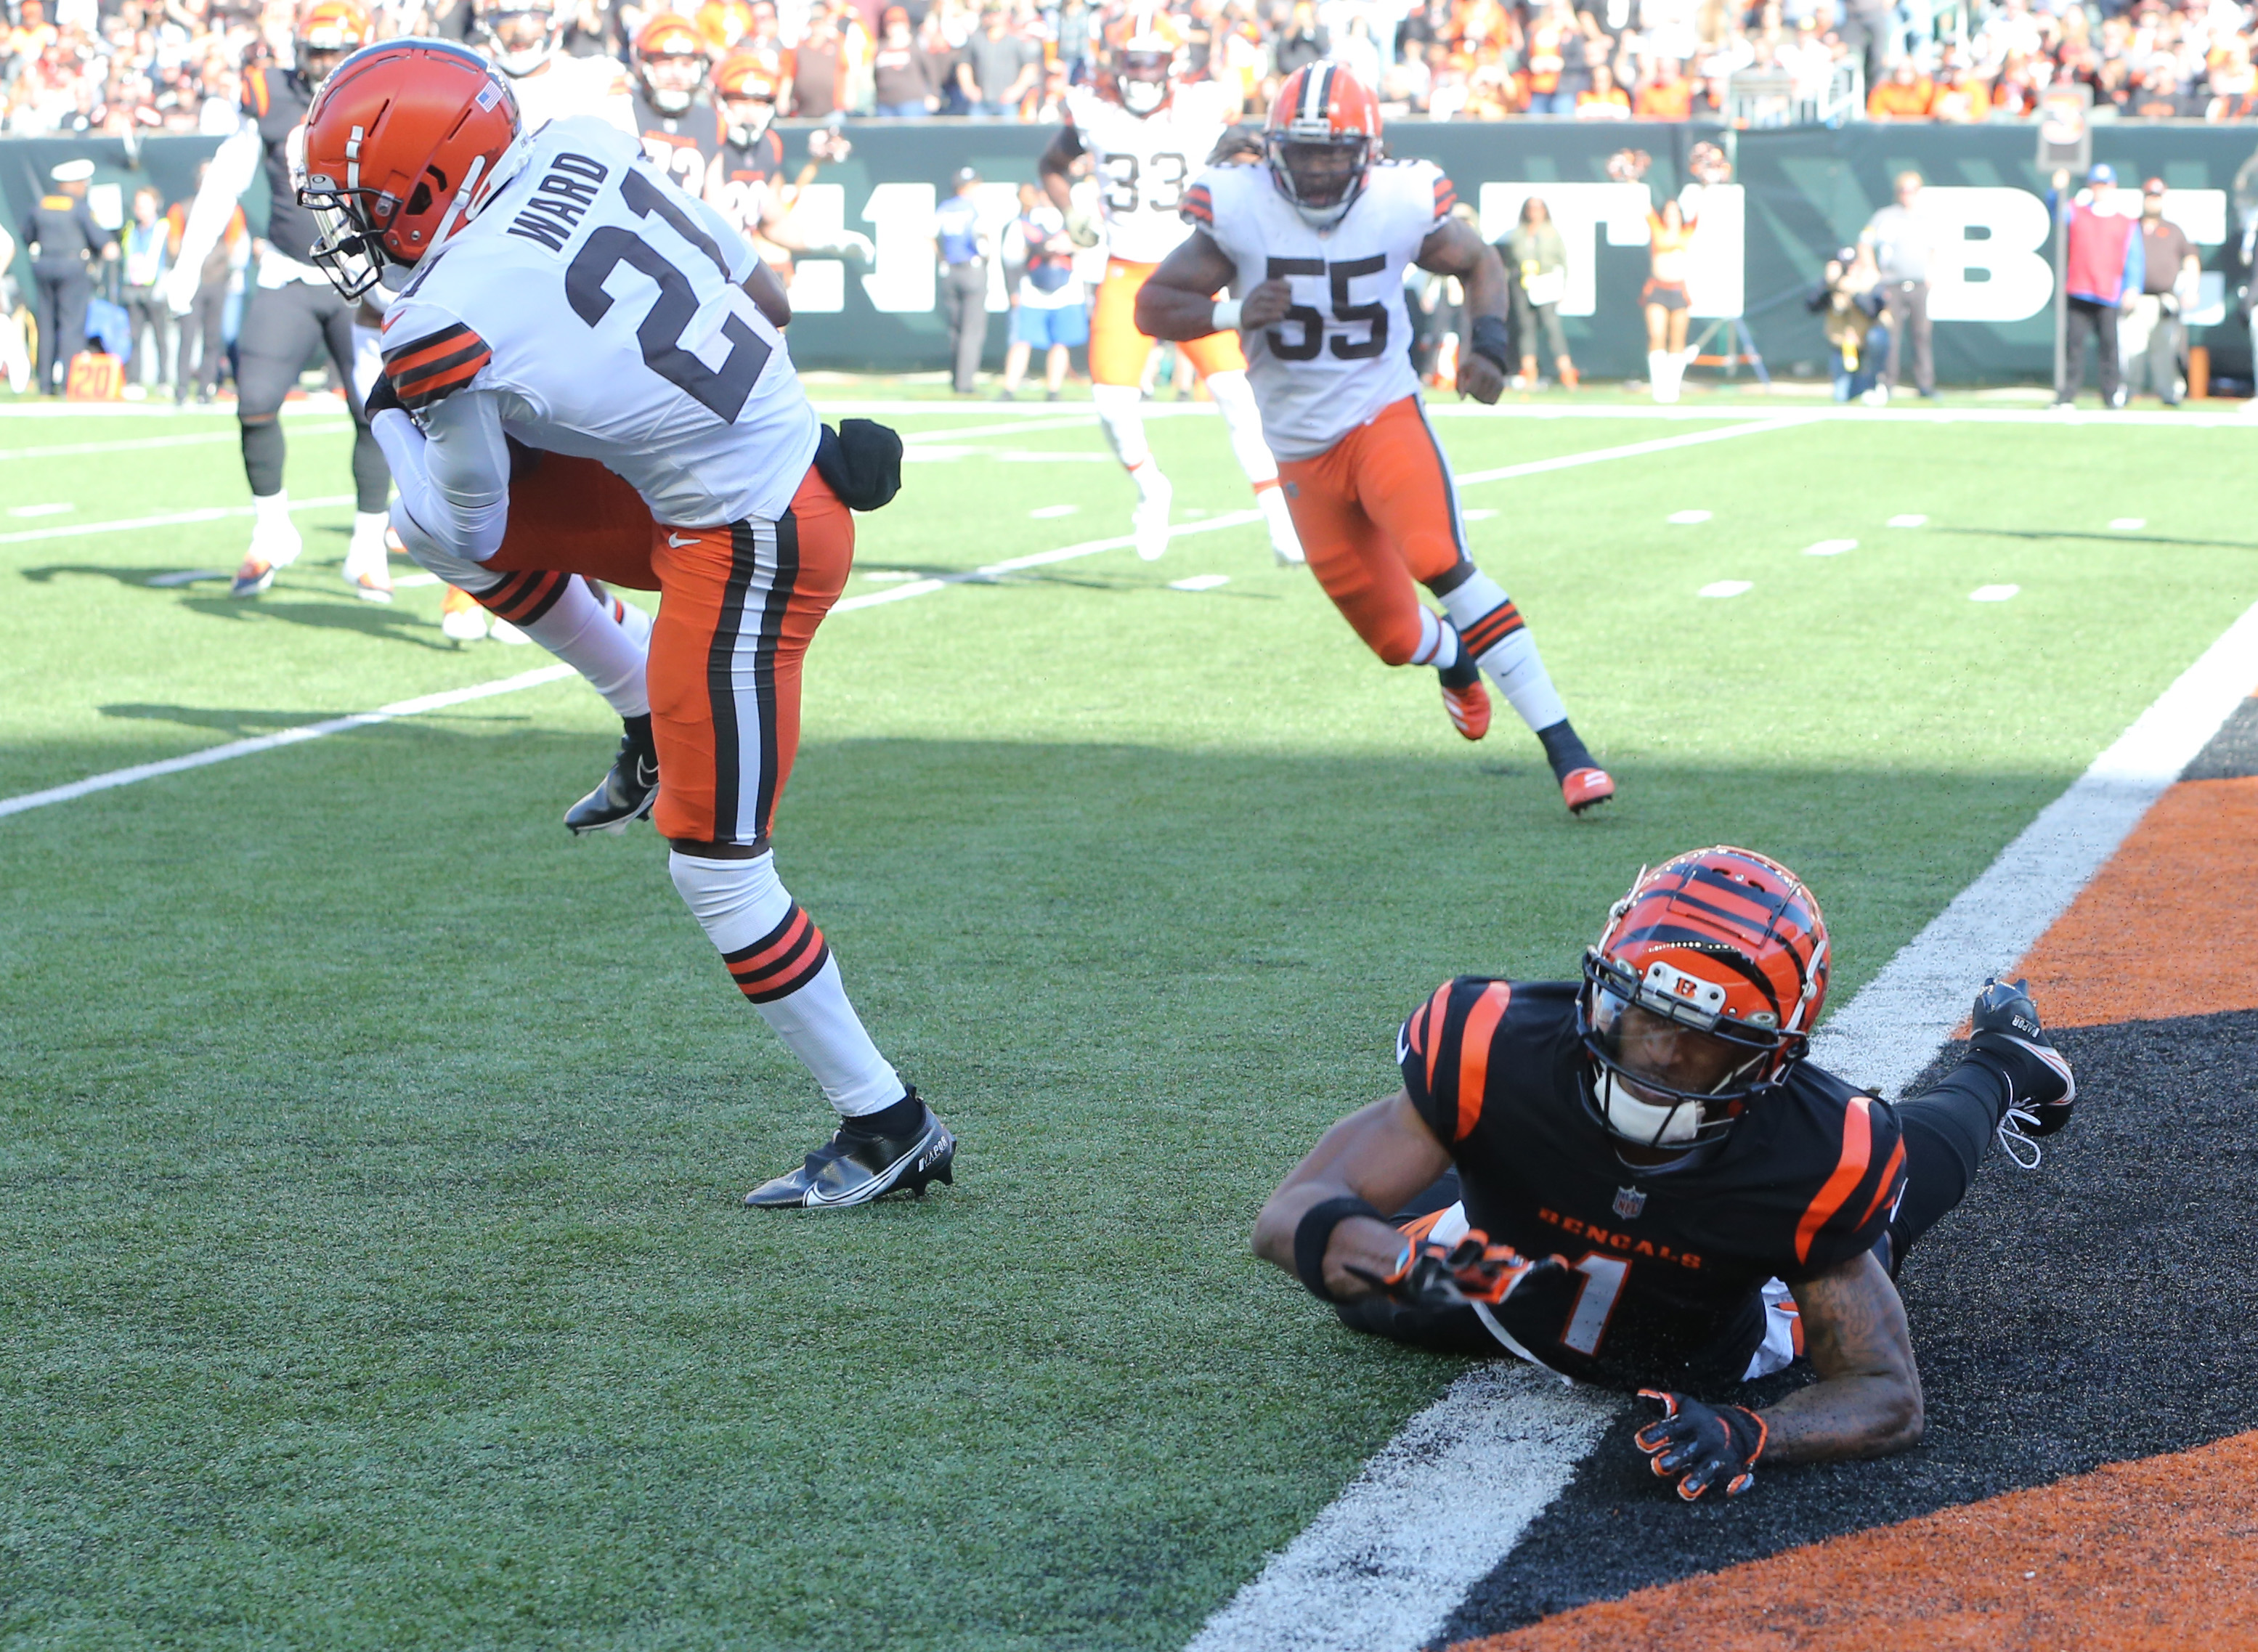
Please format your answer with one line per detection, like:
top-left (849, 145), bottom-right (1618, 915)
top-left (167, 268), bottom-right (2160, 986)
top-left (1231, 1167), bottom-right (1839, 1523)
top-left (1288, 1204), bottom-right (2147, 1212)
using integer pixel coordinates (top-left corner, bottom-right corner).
top-left (1211, 296), bottom-right (1244, 332)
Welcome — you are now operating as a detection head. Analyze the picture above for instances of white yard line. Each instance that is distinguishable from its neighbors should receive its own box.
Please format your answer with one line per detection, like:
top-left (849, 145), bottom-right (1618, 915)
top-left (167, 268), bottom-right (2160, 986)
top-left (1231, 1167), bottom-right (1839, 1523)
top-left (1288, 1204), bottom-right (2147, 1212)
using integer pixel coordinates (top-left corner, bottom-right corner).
top-left (0, 493), bottom-right (356, 548)
top-left (0, 666), bottom-right (577, 821)
top-left (7, 415), bottom-right (1806, 820)
top-left (0, 423), bottom-right (348, 462)
top-left (1180, 593), bottom-right (2258, 1652)
top-left (1806, 594), bottom-right (2258, 1096)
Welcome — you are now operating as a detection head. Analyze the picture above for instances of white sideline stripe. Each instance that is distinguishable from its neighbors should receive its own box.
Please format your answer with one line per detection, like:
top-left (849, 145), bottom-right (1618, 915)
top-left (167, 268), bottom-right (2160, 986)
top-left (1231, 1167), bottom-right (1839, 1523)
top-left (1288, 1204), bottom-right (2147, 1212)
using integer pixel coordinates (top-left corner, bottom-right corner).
top-left (0, 423), bottom-right (349, 462)
top-left (1183, 1368), bottom-right (1617, 1652)
top-left (811, 398), bottom-right (2258, 430)
top-left (6, 415), bottom-right (1800, 819)
top-left (1806, 594), bottom-right (2258, 1096)
top-left (0, 666), bottom-right (577, 821)
top-left (0, 493), bottom-right (356, 548)
top-left (1183, 596), bottom-right (2258, 1652)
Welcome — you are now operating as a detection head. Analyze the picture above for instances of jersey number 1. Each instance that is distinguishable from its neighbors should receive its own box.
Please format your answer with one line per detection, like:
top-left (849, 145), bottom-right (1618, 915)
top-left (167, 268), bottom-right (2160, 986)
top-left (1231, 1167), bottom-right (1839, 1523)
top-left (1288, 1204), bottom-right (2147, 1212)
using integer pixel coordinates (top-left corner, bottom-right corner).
top-left (564, 169), bottom-right (771, 423)
top-left (1262, 255), bottom-right (1389, 361)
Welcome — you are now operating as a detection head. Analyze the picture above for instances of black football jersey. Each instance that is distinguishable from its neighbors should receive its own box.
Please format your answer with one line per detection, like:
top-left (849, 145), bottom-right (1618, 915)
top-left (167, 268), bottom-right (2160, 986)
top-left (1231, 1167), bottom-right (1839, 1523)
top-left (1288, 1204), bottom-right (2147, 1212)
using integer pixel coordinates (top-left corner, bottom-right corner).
top-left (1398, 977), bottom-right (1906, 1387)
top-left (713, 128), bottom-right (785, 235)
top-left (241, 64), bottom-right (320, 264)
top-left (632, 91), bottom-right (724, 196)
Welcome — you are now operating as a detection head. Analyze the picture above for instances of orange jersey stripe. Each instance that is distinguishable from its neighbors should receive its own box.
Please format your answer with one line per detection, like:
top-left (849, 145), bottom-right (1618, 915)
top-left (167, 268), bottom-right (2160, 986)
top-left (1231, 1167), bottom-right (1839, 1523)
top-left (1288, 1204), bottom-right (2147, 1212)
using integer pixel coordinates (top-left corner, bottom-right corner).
top-left (385, 333), bottom-right (482, 378)
top-left (1423, 982), bottom-right (1452, 1098)
top-left (1853, 1135), bottom-right (1906, 1233)
top-left (395, 354), bottom-right (490, 399)
top-left (1453, 982), bottom-right (1513, 1142)
top-left (1795, 1094), bottom-right (1873, 1266)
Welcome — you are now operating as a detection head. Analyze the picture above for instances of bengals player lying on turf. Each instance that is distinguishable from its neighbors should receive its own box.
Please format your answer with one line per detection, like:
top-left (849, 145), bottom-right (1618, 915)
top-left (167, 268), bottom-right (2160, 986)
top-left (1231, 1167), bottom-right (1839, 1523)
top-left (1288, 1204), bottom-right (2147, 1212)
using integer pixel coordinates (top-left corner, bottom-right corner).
top-left (1254, 847), bottom-right (2078, 1501)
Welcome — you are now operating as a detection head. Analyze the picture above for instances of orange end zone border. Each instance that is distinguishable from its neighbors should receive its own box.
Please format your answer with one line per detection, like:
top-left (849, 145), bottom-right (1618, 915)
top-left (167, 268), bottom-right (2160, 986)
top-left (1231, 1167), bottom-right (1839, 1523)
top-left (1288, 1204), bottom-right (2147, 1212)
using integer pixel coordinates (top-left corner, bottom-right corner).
top-left (1451, 1431), bottom-right (2258, 1652)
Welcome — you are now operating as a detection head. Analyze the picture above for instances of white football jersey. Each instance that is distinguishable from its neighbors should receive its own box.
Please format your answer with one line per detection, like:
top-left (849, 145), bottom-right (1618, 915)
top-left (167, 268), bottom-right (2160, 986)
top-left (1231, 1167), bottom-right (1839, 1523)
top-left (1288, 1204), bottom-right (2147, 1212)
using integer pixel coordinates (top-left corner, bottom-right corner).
top-left (1064, 81), bottom-right (1235, 266)
top-left (504, 51), bottom-right (635, 137)
top-left (1185, 159), bottom-right (1450, 460)
top-left (381, 116), bottom-right (816, 527)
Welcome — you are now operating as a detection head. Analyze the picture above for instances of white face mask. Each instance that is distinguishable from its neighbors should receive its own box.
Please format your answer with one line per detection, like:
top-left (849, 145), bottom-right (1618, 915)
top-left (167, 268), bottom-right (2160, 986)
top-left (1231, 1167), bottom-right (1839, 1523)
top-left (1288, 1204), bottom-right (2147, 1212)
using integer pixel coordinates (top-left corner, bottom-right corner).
top-left (1594, 1069), bottom-right (1702, 1147)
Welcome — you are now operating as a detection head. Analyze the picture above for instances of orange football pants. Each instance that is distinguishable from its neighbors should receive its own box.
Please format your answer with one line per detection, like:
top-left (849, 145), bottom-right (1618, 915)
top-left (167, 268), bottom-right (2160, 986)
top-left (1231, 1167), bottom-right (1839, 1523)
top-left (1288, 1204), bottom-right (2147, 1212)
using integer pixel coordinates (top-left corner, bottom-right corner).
top-left (1277, 395), bottom-right (1469, 667)
top-left (1090, 257), bottom-right (1248, 386)
top-left (485, 454), bottom-right (853, 850)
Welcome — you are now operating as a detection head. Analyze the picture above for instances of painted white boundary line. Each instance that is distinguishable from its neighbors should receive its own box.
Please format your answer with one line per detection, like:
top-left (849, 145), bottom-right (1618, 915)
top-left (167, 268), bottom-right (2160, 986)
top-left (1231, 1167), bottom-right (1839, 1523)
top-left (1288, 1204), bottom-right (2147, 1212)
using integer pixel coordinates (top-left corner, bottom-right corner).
top-left (1807, 594), bottom-right (2258, 1096)
top-left (807, 399), bottom-right (2258, 430)
top-left (0, 666), bottom-right (576, 820)
top-left (1185, 1368), bottom-right (1617, 1652)
top-left (4, 415), bottom-right (1805, 820)
top-left (1181, 595), bottom-right (2258, 1652)
top-left (0, 493), bottom-right (356, 548)
top-left (0, 423), bottom-right (349, 463)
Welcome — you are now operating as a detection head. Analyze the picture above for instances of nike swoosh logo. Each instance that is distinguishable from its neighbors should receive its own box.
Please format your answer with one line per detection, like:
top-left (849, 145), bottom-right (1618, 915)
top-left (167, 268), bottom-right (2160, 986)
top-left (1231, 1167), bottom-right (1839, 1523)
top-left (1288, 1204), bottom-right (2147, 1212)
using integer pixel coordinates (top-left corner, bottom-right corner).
top-left (667, 533), bottom-right (697, 548)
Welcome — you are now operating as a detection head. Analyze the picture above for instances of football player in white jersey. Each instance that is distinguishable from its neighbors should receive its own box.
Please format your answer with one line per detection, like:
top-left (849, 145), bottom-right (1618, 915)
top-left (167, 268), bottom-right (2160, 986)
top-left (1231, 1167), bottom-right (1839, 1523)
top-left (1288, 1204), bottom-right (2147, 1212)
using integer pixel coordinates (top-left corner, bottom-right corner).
top-left (474, 0), bottom-right (636, 137)
top-left (1138, 65), bottom-right (1615, 815)
top-left (297, 40), bottom-right (957, 1208)
top-left (1037, 11), bottom-right (1304, 568)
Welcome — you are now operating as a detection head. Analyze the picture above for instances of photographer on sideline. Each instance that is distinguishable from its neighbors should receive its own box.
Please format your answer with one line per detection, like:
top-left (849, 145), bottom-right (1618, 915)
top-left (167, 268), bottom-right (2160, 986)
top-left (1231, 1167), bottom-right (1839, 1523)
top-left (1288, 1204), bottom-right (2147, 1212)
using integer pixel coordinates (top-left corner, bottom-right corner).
top-left (1859, 171), bottom-right (1937, 403)
top-left (1808, 243), bottom-right (1889, 404)
top-left (2121, 178), bottom-right (2200, 406)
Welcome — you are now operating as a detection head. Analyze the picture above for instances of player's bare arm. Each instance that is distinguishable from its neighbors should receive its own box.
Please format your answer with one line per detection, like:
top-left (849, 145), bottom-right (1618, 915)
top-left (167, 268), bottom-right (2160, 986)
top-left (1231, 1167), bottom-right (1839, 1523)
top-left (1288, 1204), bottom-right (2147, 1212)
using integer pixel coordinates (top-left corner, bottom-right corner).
top-left (1414, 215), bottom-right (1509, 404)
top-left (1036, 124), bottom-right (1082, 212)
top-left (1135, 229), bottom-right (1274, 340)
top-left (1761, 1249), bottom-right (1924, 1462)
top-left (1252, 1091), bottom-right (1450, 1297)
top-left (742, 260), bottom-right (790, 327)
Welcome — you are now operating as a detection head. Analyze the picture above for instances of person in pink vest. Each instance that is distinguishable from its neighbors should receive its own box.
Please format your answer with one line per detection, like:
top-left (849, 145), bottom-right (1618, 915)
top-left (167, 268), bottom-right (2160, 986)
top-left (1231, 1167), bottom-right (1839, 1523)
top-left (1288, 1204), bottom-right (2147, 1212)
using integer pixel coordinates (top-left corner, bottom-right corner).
top-left (2049, 163), bottom-right (2144, 410)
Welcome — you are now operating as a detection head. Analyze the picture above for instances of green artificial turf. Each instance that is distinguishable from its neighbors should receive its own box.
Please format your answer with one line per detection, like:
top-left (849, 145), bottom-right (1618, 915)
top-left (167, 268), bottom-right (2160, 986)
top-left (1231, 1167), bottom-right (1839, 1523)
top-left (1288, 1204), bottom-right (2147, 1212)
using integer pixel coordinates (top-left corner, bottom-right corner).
top-left (4, 395), bottom-right (2255, 1648)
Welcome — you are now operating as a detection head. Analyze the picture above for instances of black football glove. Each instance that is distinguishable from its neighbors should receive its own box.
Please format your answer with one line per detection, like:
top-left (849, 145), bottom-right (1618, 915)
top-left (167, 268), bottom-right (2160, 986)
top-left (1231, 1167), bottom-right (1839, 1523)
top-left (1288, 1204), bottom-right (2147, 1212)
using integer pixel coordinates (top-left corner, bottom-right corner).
top-left (1633, 1389), bottom-right (1768, 1502)
top-left (1351, 1230), bottom-right (1564, 1314)
top-left (362, 371), bottom-right (403, 420)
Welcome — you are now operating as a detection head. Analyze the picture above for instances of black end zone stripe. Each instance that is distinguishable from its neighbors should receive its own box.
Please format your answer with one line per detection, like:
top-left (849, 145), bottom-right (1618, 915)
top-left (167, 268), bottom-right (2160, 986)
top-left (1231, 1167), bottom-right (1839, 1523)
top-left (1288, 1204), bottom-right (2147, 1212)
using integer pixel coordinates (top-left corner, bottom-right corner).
top-left (2182, 696), bottom-right (2258, 781)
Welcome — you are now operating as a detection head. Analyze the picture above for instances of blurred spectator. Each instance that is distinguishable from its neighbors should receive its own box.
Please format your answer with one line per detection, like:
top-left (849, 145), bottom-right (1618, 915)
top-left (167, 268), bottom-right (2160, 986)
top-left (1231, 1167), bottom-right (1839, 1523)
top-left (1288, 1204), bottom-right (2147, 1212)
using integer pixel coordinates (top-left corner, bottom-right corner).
top-left (784, 0), bottom-right (850, 113)
top-left (2123, 176), bottom-right (2200, 404)
top-left (22, 158), bottom-right (112, 395)
top-left (1866, 55), bottom-right (1933, 115)
top-left (1634, 57), bottom-right (1694, 115)
top-left (1575, 59), bottom-right (1631, 114)
top-left (1501, 195), bottom-right (1577, 389)
top-left (935, 165), bottom-right (989, 394)
top-left (120, 184), bottom-right (174, 393)
top-left (957, 1), bottom-right (1037, 113)
top-left (871, 4), bottom-right (938, 111)
top-left (2050, 164), bottom-right (2143, 410)
top-left (1272, 0), bottom-right (1325, 76)
top-left (1860, 169), bottom-right (1936, 401)
top-left (999, 186), bottom-right (1084, 399)
top-left (1808, 242), bottom-right (1889, 403)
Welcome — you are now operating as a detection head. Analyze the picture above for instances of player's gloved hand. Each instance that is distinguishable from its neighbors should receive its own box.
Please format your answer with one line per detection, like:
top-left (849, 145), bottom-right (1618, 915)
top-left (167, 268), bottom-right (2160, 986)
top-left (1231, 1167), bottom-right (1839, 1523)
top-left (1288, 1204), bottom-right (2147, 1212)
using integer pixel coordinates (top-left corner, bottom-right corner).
top-left (1206, 123), bottom-right (1266, 166)
top-left (1351, 1229), bottom-right (1564, 1313)
top-left (1064, 206), bottom-right (1102, 248)
top-left (363, 371), bottom-right (403, 420)
top-left (1634, 1390), bottom-right (1767, 1502)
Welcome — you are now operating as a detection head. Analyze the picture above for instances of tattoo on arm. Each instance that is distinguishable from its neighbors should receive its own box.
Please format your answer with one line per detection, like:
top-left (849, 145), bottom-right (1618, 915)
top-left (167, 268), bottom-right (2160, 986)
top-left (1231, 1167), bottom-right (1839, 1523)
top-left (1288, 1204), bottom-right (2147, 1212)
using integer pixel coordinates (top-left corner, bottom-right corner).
top-left (1760, 1249), bottom-right (1925, 1464)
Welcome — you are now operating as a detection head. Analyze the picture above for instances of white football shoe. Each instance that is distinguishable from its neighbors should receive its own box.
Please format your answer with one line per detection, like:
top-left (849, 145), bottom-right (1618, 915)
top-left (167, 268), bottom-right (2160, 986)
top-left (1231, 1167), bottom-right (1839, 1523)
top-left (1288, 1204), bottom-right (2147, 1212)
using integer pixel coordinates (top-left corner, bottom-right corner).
top-left (230, 510), bottom-right (304, 598)
top-left (342, 520), bottom-right (394, 603)
top-left (1132, 470), bottom-right (1172, 562)
top-left (439, 585), bottom-right (490, 642)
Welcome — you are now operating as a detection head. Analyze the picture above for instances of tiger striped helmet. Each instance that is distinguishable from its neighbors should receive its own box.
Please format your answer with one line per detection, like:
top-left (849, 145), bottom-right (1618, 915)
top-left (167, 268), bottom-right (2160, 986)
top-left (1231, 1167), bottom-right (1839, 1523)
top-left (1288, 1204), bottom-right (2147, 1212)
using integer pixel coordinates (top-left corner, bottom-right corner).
top-left (1577, 847), bottom-right (1829, 1147)
top-left (1265, 64), bottom-right (1381, 228)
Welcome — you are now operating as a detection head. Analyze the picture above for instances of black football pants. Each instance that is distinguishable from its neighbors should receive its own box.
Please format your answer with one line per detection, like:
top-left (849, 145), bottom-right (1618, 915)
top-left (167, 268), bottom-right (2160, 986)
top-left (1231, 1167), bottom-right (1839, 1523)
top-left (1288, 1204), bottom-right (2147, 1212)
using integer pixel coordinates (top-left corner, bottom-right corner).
top-left (31, 259), bottom-right (91, 392)
top-left (1881, 1051), bottom-right (2014, 1275)
top-left (235, 277), bottom-right (389, 511)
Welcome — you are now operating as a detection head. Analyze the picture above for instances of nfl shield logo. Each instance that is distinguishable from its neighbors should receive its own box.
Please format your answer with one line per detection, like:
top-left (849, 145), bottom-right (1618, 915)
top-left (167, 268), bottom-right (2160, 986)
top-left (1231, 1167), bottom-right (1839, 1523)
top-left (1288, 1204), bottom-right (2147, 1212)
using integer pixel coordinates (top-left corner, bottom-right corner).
top-left (1613, 1185), bottom-right (1646, 1221)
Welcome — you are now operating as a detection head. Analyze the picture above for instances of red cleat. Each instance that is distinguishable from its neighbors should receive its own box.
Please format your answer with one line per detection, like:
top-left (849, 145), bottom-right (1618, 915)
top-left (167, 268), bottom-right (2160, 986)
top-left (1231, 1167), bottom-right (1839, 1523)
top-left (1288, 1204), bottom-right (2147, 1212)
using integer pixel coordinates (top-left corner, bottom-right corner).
top-left (1561, 766), bottom-right (1615, 814)
top-left (1442, 678), bottom-right (1492, 741)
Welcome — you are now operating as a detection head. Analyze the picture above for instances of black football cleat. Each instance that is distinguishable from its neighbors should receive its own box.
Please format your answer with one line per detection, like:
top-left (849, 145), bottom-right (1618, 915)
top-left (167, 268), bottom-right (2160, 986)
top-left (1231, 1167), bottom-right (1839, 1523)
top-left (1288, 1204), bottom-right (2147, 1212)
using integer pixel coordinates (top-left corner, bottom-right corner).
top-left (1968, 975), bottom-right (2076, 1166)
top-left (744, 1092), bottom-right (956, 1210)
top-left (564, 714), bottom-right (658, 836)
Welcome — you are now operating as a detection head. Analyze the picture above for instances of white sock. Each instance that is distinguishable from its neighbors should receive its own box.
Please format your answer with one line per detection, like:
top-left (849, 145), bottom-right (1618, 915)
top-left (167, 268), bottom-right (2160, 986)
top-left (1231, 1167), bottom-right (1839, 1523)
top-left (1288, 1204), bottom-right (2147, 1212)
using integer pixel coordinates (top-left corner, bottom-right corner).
top-left (1092, 381), bottom-right (1153, 472)
top-left (1646, 351), bottom-right (1668, 401)
top-left (610, 593), bottom-right (654, 651)
top-left (514, 575), bottom-right (649, 718)
top-left (1205, 368), bottom-right (1281, 488)
top-left (255, 490), bottom-right (291, 530)
top-left (1409, 609), bottom-right (1461, 669)
top-left (1438, 569), bottom-right (1567, 733)
top-left (349, 510), bottom-right (389, 558)
top-left (669, 851), bottom-right (903, 1118)
top-left (1256, 483), bottom-right (1301, 553)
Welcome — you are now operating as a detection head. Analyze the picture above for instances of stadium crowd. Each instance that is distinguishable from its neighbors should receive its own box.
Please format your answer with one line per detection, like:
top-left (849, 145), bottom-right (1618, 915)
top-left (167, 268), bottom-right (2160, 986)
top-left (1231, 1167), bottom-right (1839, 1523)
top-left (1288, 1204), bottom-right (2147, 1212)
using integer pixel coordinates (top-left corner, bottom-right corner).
top-left (9, 0), bottom-right (2258, 134)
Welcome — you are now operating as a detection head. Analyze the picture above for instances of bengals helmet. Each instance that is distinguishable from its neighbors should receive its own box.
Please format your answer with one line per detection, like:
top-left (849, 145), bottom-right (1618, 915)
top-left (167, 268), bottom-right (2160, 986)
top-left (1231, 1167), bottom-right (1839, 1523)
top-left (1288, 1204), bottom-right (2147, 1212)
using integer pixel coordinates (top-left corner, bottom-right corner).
top-left (634, 14), bottom-right (710, 115)
top-left (713, 46), bottom-right (781, 144)
top-left (1106, 4), bottom-right (1180, 116)
top-left (1266, 64), bottom-right (1380, 228)
top-left (1577, 847), bottom-right (1829, 1150)
top-left (296, 40), bottom-right (522, 299)
top-left (294, 0), bottom-right (372, 87)
top-left (473, 0), bottom-right (565, 77)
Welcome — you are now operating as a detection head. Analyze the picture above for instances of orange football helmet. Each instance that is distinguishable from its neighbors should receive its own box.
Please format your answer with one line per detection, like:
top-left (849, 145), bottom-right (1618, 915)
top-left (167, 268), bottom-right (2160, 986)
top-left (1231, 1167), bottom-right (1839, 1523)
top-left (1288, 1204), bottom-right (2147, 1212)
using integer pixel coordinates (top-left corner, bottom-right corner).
top-left (1265, 63), bottom-right (1381, 227)
top-left (1577, 847), bottom-right (1829, 1148)
top-left (296, 39), bottom-right (522, 298)
top-left (712, 46), bottom-right (780, 142)
top-left (634, 13), bottom-right (710, 114)
top-left (1105, 3), bottom-right (1180, 116)
top-left (295, 0), bottom-right (371, 85)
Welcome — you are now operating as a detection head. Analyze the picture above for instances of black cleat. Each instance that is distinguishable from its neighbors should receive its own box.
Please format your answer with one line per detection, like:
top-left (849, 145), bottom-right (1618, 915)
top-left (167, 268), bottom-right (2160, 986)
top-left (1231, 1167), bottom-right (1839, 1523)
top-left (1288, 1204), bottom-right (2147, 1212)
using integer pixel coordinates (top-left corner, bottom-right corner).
top-left (564, 714), bottom-right (658, 836)
top-left (1968, 975), bottom-right (2076, 1166)
top-left (744, 1092), bottom-right (956, 1210)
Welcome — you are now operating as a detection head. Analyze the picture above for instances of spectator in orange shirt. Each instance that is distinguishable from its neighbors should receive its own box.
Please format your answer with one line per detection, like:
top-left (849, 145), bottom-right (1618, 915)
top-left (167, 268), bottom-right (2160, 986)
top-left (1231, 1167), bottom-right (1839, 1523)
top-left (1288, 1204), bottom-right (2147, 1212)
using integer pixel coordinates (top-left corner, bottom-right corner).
top-left (1634, 56), bottom-right (1694, 115)
top-left (1867, 57), bottom-right (1936, 118)
top-left (1930, 49), bottom-right (1991, 121)
top-left (1575, 60), bottom-right (1632, 115)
